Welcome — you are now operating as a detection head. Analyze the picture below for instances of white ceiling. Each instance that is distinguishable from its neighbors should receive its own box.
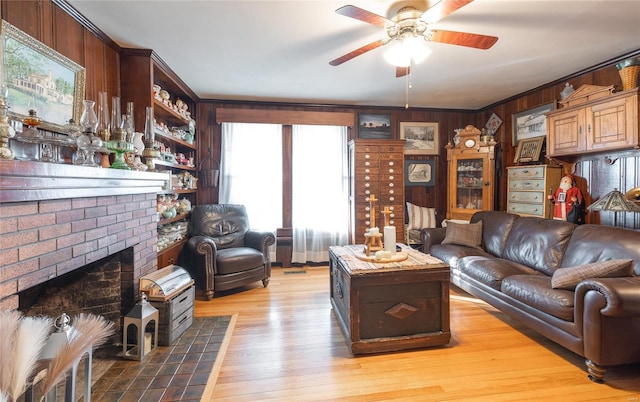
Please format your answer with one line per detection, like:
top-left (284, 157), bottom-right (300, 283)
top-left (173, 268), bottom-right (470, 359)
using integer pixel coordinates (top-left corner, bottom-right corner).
top-left (66, 0), bottom-right (640, 110)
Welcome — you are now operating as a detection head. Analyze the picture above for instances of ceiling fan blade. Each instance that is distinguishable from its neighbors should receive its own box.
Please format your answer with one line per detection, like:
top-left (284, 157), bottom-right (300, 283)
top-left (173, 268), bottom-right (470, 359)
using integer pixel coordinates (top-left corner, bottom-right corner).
top-left (329, 39), bottom-right (388, 66)
top-left (396, 66), bottom-right (410, 78)
top-left (421, 0), bottom-right (475, 24)
top-left (430, 30), bottom-right (498, 49)
top-left (336, 5), bottom-right (394, 28)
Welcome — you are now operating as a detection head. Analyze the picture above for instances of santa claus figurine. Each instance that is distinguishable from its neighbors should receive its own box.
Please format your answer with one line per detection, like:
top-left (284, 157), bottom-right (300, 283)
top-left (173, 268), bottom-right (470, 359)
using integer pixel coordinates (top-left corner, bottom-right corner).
top-left (548, 174), bottom-right (584, 223)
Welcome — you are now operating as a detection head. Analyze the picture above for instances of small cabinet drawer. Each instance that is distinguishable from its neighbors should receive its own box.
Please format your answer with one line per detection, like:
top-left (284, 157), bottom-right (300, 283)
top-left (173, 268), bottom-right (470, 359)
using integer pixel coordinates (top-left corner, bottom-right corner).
top-left (507, 202), bottom-right (544, 217)
top-left (508, 191), bottom-right (545, 203)
top-left (509, 179), bottom-right (545, 191)
top-left (508, 166), bottom-right (546, 179)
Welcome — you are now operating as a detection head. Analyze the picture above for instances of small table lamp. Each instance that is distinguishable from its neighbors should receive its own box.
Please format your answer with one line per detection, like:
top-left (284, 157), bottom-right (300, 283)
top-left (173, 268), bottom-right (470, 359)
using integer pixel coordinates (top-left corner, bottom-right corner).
top-left (587, 188), bottom-right (640, 226)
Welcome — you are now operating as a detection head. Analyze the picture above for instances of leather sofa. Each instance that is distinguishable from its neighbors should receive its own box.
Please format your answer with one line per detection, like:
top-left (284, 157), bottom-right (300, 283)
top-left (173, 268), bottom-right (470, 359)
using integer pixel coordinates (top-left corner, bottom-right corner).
top-left (421, 210), bottom-right (640, 383)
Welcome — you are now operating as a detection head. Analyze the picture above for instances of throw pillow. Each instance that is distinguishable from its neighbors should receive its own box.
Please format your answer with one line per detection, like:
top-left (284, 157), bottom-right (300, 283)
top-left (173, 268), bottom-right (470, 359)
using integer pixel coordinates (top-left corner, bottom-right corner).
top-left (551, 259), bottom-right (633, 290)
top-left (406, 202), bottom-right (436, 230)
top-left (441, 221), bottom-right (483, 249)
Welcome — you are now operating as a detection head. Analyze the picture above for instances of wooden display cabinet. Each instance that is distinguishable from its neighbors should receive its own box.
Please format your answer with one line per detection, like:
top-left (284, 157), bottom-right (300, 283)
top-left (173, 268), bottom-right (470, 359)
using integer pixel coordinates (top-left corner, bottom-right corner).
top-left (446, 125), bottom-right (497, 221)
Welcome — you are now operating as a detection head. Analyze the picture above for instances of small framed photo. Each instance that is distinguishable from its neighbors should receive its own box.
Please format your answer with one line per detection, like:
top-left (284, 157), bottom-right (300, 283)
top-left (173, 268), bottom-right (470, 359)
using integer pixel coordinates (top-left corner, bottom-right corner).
top-left (513, 136), bottom-right (545, 164)
top-left (399, 122), bottom-right (439, 155)
top-left (485, 113), bottom-right (503, 135)
top-left (405, 159), bottom-right (435, 187)
top-left (358, 113), bottom-right (391, 139)
top-left (512, 102), bottom-right (555, 145)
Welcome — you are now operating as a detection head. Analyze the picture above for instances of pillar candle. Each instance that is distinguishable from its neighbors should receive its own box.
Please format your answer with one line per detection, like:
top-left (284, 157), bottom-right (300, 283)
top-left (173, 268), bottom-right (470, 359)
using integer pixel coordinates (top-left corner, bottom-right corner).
top-left (384, 226), bottom-right (396, 255)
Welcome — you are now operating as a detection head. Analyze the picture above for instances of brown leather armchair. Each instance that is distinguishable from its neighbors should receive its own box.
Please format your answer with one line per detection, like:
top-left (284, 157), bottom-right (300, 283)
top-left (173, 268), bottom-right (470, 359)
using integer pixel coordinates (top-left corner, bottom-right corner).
top-left (180, 204), bottom-right (275, 300)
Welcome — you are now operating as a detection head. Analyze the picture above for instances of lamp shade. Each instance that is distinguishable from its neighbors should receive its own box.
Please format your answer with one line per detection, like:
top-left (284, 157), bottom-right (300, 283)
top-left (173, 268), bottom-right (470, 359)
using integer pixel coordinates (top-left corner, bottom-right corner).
top-left (588, 188), bottom-right (640, 212)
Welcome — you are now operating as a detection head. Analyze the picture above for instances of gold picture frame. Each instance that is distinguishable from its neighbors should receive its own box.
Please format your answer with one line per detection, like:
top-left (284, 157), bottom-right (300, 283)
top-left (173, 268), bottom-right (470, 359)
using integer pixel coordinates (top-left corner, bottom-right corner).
top-left (1, 20), bottom-right (86, 133)
top-left (513, 136), bottom-right (545, 164)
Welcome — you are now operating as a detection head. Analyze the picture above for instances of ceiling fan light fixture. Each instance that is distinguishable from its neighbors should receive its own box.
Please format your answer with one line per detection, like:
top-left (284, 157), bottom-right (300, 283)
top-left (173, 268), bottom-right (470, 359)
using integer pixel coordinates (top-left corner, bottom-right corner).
top-left (383, 35), bottom-right (431, 67)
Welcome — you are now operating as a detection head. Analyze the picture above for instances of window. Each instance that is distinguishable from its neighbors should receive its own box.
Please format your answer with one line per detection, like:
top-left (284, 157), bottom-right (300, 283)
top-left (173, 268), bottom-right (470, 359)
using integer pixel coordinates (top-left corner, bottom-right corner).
top-left (220, 123), bottom-right (283, 231)
top-left (220, 122), bottom-right (349, 263)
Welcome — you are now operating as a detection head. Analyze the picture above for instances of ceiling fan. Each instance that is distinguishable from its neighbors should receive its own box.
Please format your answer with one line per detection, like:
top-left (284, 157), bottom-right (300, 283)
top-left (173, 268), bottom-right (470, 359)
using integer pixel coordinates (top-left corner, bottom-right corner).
top-left (329, 0), bottom-right (498, 77)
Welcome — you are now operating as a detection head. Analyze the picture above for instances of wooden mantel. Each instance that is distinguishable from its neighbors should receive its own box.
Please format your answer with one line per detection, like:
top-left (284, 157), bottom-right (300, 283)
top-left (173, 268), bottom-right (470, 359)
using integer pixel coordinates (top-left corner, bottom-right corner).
top-left (0, 160), bottom-right (171, 203)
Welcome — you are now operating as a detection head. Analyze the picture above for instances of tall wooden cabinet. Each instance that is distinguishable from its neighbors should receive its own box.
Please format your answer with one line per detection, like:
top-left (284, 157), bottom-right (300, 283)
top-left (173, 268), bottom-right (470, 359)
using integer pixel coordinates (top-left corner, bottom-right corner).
top-left (348, 139), bottom-right (405, 245)
top-left (120, 49), bottom-right (199, 267)
top-left (507, 165), bottom-right (562, 218)
top-left (446, 125), bottom-right (497, 221)
top-left (547, 85), bottom-right (640, 157)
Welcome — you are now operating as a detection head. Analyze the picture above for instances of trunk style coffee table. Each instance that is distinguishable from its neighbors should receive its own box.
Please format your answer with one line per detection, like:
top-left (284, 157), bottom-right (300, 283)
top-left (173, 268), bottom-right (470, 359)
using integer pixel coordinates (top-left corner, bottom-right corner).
top-left (329, 244), bottom-right (450, 354)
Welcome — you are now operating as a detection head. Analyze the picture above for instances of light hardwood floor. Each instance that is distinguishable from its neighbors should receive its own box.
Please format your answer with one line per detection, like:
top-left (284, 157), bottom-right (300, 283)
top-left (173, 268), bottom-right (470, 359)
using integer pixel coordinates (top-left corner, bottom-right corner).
top-left (195, 266), bottom-right (640, 401)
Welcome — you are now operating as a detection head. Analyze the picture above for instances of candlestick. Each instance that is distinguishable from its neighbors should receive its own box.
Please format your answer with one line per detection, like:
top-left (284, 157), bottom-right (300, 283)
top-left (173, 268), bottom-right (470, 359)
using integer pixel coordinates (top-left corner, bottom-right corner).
top-left (384, 226), bottom-right (396, 255)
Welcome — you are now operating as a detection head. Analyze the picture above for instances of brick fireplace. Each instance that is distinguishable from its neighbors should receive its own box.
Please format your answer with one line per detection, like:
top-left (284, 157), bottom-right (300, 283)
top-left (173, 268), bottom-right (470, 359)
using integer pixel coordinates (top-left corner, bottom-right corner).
top-left (0, 161), bottom-right (169, 322)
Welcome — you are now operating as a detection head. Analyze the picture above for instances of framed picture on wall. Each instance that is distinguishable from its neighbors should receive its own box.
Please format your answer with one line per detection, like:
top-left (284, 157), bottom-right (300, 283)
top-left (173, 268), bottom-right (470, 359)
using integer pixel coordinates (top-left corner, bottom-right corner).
top-left (513, 136), bottom-right (545, 164)
top-left (399, 122), bottom-right (439, 155)
top-left (405, 159), bottom-right (435, 187)
top-left (1, 20), bottom-right (86, 134)
top-left (358, 113), bottom-right (392, 139)
top-left (512, 102), bottom-right (555, 145)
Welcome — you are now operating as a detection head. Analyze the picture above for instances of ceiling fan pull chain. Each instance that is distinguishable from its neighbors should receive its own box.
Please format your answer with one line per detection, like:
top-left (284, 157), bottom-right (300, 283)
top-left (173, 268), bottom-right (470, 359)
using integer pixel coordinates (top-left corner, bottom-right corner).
top-left (405, 62), bottom-right (413, 109)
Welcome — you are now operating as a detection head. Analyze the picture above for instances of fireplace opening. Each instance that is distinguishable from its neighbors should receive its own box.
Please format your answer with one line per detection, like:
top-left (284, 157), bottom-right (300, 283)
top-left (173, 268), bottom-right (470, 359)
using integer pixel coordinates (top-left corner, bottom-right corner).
top-left (18, 249), bottom-right (136, 340)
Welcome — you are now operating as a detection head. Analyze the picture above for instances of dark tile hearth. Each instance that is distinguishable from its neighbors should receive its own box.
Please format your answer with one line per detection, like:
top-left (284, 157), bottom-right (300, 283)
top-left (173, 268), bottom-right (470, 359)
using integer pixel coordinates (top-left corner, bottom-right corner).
top-left (92, 316), bottom-right (231, 402)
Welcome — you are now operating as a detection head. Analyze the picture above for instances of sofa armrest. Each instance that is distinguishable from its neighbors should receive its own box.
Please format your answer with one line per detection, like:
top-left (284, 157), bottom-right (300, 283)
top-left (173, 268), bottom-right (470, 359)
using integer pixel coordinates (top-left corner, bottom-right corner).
top-left (245, 230), bottom-right (276, 254)
top-left (187, 235), bottom-right (217, 256)
top-left (576, 277), bottom-right (640, 317)
top-left (421, 227), bottom-right (446, 253)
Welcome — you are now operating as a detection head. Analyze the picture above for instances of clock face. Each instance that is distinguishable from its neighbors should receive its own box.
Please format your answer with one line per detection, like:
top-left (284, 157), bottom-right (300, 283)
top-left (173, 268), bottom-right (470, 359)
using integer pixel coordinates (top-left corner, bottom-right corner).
top-left (464, 139), bottom-right (476, 148)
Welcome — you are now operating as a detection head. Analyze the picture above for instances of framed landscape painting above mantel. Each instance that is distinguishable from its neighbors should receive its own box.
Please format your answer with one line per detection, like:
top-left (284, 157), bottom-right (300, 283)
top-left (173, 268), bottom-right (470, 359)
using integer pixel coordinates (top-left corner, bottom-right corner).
top-left (400, 122), bottom-right (439, 155)
top-left (1, 20), bottom-right (85, 134)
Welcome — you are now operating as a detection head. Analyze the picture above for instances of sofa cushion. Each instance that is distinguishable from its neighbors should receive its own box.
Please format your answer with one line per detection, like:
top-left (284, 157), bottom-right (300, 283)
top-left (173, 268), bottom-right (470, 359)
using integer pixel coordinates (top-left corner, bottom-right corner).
top-left (501, 275), bottom-right (575, 321)
top-left (458, 256), bottom-right (544, 290)
top-left (406, 202), bottom-right (436, 230)
top-left (442, 221), bottom-right (483, 249)
top-left (561, 224), bottom-right (640, 276)
top-left (502, 217), bottom-right (576, 276)
top-left (429, 244), bottom-right (491, 268)
top-left (471, 211), bottom-right (519, 257)
top-left (551, 259), bottom-right (633, 290)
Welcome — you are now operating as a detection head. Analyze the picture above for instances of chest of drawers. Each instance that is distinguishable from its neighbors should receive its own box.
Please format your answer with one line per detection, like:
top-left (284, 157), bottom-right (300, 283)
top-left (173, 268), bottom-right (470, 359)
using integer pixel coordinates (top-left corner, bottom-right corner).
top-left (507, 165), bottom-right (562, 218)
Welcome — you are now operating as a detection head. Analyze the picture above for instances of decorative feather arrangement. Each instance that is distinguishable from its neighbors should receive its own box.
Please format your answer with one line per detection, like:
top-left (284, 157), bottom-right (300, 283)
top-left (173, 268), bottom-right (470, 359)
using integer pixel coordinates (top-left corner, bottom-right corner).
top-left (41, 313), bottom-right (114, 397)
top-left (0, 311), bottom-right (52, 402)
top-left (0, 310), bottom-right (21, 400)
top-left (10, 316), bottom-right (52, 400)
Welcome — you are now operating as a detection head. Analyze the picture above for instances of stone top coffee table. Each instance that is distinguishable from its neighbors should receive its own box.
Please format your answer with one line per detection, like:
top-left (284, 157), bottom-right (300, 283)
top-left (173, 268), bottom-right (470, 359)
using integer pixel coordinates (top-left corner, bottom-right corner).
top-left (329, 244), bottom-right (450, 354)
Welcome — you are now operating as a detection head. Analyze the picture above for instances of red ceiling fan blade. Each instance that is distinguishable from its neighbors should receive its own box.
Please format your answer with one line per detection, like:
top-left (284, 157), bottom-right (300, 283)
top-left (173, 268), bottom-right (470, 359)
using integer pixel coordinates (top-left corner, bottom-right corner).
top-left (430, 30), bottom-right (498, 49)
top-left (329, 39), bottom-right (388, 66)
top-left (421, 0), bottom-right (475, 24)
top-left (396, 66), bottom-right (410, 78)
top-left (335, 5), bottom-right (394, 28)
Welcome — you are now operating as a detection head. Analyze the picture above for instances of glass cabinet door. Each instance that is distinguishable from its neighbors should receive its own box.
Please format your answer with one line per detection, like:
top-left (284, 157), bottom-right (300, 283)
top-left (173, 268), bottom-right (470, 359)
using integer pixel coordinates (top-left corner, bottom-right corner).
top-left (455, 157), bottom-right (485, 210)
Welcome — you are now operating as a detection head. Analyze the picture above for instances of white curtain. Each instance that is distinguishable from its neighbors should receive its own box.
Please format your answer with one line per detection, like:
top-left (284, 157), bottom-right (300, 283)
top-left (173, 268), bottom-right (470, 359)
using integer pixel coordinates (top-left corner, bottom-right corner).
top-left (220, 122), bottom-right (282, 232)
top-left (291, 125), bottom-right (349, 263)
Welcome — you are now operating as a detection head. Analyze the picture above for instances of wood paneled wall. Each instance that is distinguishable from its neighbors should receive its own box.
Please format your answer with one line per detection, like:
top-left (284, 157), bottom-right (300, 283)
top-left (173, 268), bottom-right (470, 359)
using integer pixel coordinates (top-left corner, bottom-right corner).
top-left (2, 0), bottom-right (121, 113)
top-left (3, 0), bottom-right (639, 229)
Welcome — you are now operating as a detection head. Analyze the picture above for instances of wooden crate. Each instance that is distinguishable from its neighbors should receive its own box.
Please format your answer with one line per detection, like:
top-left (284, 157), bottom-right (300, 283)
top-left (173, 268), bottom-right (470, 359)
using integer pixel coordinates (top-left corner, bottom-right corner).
top-left (149, 285), bottom-right (194, 346)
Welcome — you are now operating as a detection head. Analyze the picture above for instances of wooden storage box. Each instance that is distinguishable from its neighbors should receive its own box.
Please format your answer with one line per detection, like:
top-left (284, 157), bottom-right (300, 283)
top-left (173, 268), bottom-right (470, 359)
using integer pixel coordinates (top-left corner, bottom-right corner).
top-left (149, 285), bottom-right (195, 346)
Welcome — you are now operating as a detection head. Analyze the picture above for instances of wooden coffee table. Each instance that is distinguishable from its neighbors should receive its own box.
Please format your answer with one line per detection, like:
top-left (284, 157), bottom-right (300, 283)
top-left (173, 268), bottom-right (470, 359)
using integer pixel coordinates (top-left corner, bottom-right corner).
top-left (329, 244), bottom-right (450, 354)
